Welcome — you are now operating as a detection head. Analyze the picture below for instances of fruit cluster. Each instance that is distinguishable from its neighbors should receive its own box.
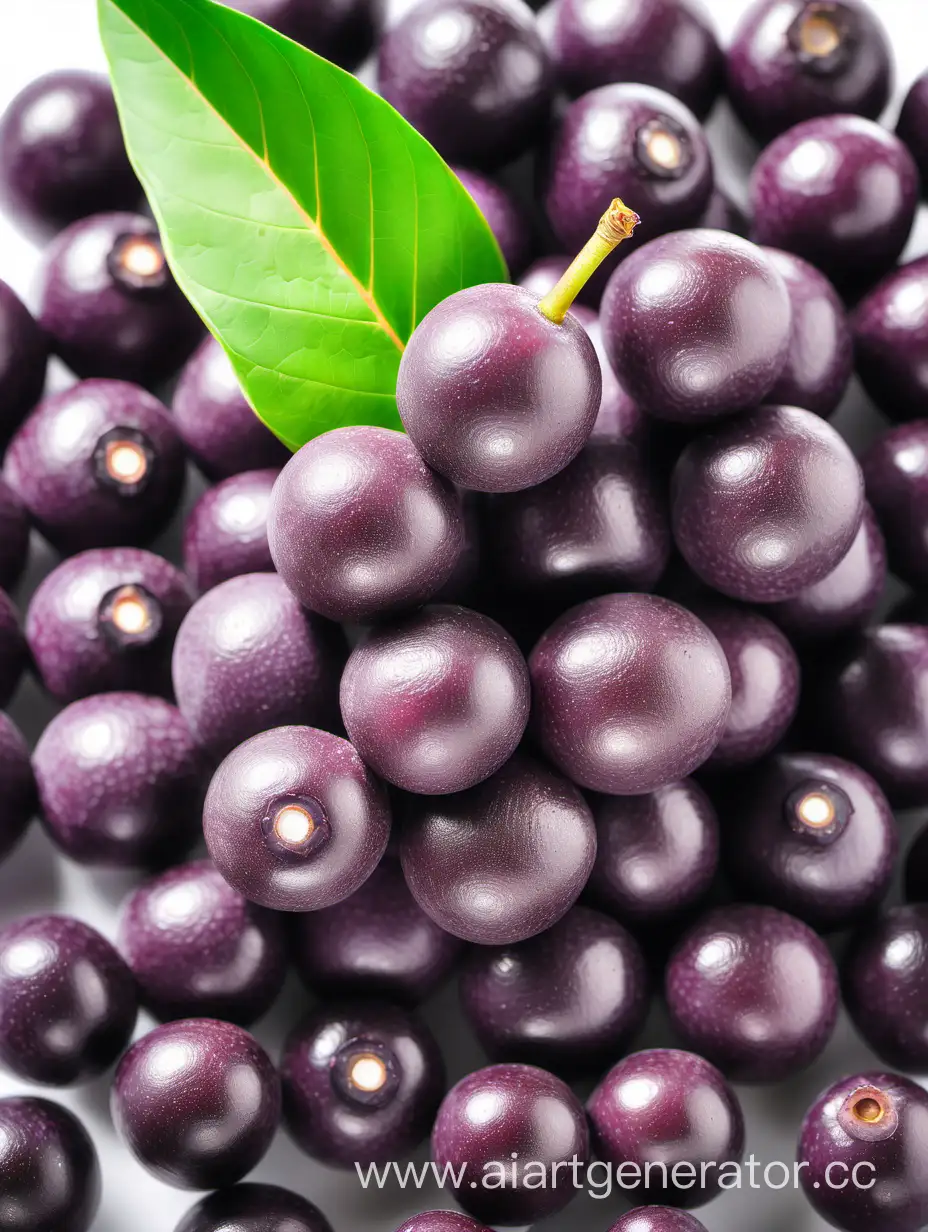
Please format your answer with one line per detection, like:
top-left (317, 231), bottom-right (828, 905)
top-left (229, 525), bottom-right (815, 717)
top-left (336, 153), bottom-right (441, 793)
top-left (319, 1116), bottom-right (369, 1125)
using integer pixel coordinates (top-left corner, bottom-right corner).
top-left (0, 1), bottom-right (927, 1231)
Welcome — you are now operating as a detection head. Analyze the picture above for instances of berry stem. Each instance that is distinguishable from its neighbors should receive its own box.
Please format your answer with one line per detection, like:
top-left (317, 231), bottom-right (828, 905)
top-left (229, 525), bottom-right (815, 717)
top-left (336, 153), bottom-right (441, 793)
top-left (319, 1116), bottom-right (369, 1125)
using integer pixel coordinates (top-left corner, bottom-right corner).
top-left (537, 198), bottom-right (640, 325)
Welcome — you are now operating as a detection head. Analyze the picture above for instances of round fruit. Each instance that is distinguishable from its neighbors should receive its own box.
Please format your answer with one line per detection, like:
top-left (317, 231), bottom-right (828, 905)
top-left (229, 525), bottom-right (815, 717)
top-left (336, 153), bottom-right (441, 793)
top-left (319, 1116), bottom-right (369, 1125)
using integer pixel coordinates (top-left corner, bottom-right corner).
top-left (0, 713), bottom-right (35, 865)
top-left (853, 258), bottom-right (928, 423)
top-left (454, 167), bottom-right (532, 276)
top-left (225, 0), bottom-right (376, 67)
top-left (897, 70), bottom-right (928, 188)
top-left (844, 906), bottom-right (928, 1072)
top-left (609, 1211), bottom-right (708, 1232)
top-left (175, 1184), bottom-right (333, 1232)
top-left (908, 824), bottom-right (928, 902)
top-left (0, 1096), bottom-right (100, 1232)
top-left (0, 281), bottom-right (48, 445)
top-left (183, 469), bottom-right (277, 594)
top-left (863, 421), bottom-right (928, 588)
top-left (0, 475), bottom-right (30, 591)
top-left (394, 1217), bottom-right (489, 1232)
top-left (0, 587), bottom-right (26, 708)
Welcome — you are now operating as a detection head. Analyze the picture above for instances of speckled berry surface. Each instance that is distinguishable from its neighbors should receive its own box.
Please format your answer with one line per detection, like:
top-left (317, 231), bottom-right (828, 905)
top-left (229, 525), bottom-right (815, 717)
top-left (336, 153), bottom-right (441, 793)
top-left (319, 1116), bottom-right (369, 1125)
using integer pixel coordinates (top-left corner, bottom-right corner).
top-left (0, 585), bottom-right (26, 707)
top-left (609, 1210), bottom-right (708, 1232)
top-left (0, 279), bottom-right (48, 443)
top-left (897, 69), bottom-right (928, 188)
top-left (0, 1095), bottom-right (100, 1232)
top-left (183, 468), bottom-right (277, 594)
top-left (454, 168), bottom-right (532, 276)
top-left (0, 712), bottom-right (35, 864)
top-left (862, 421), bottom-right (928, 587)
top-left (0, 474), bottom-right (30, 590)
top-left (174, 1183), bottom-right (333, 1232)
top-left (853, 257), bottom-right (928, 424)
top-left (394, 1216), bottom-right (489, 1232)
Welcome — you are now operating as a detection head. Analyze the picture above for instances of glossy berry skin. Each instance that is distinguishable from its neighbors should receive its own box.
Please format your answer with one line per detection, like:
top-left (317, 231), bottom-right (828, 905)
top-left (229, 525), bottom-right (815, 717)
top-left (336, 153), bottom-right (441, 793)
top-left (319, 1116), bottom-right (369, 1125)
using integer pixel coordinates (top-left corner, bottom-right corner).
top-left (34, 693), bottom-right (205, 868)
top-left (726, 0), bottom-right (893, 146)
top-left (269, 427), bottom-right (463, 622)
top-left (0, 476), bottom-right (30, 590)
top-left (0, 281), bottom-right (48, 445)
top-left (112, 1018), bottom-right (280, 1190)
top-left (281, 1002), bottom-right (444, 1168)
top-left (397, 284), bottom-right (600, 493)
top-left (844, 906), bottom-right (928, 1072)
top-left (897, 71), bottom-right (928, 189)
top-left (38, 212), bottom-right (200, 385)
top-left (908, 824), bottom-right (928, 902)
top-left (460, 905), bottom-right (649, 1076)
top-left (183, 469), bottom-right (277, 594)
top-left (172, 573), bottom-right (345, 758)
top-left (225, 0), bottom-right (375, 67)
top-left (547, 0), bottom-right (722, 119)
top-left (799, 1071), bottom-right (928, 1232)
top-left (0, 713), bottom-right (35, 864)
top-left (454, 168), bottom-right (532, 276)
top-left (0, 71), bottom-right (139, 237)
top-left (530, 593), bottom-right (731, 794)
top-left (395, 1217), bottom-right (489, 1232)
top-left (750, 116), bottom-right (918, 292)
top-left (119, 859), bottom-right (288, 1025)
top-left (175, 1184), bottom-right (333, 1232)
top-left (586, 320), bottom-right (645, 441)
top-left (588, 1049), bottom-right (744, 1207)
top-left (764, 248), bottom-right (853, 417)
top-left (341, 605), bottom-right (530, 795)
top-left (724, 752), bottom-right (896, 931)
top-left (292, 857), bottom-right (463, 1004)
top-left (852, 258), bottom-right (928, 424)
top-left (401, 754), bottom-right (596, 945)
top-left (377, 0), bottom-right (552, 170)
top-left (863, 423), bottom-right (928, 588)
top-left (601, 231), bottom-right (791, 423)
top-left (0, 587), bottom-right (26, 708)
top-left (545, 86), bottom-right (713, 267)
top-left (203, 724), bottom-right (391, 912)
top-left (609, 1212), bottom-right (708, 1232)
top-left (486, 438), bottom-right (669, 600)
top-left (0, 1096), bottom-right (100, 1232)
top-left (3, 379), bottom-right (186, 554)
top-left (432, 1063), bottom-right (589, 1225)
top-left (666, 905), bottom-right (839, 1082)
top-left (26, 547), bottom-right (192, 703)
top-left (671, 405), bottom-right (863, 602)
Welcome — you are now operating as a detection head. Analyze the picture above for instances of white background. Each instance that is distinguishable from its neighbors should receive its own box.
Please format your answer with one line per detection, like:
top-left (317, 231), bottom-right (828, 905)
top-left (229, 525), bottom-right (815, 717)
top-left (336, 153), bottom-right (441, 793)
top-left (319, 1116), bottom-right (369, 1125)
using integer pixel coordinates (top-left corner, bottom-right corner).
top-left (0, 2), bottom-right (927, 1231)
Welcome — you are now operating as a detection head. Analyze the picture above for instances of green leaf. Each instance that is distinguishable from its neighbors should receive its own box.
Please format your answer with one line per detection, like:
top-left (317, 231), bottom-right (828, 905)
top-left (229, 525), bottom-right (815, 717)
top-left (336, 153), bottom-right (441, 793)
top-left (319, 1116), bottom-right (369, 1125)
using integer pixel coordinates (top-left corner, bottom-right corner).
top-left (98, 0), bottom-right (508, 450)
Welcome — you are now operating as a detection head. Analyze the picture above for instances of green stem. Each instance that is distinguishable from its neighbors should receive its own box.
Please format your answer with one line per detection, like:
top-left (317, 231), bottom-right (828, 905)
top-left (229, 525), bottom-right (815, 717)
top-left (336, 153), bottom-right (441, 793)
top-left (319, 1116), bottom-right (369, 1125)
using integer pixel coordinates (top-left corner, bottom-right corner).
top-left (537, 198), bottom-right (640, 325)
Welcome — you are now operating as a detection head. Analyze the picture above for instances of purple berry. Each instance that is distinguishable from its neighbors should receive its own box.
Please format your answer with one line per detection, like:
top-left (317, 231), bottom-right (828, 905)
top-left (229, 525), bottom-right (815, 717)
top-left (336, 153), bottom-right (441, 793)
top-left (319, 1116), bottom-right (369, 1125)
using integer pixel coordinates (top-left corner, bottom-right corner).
top-left (397, 284), bottom-right (600, 493)
top-left (3, 379), bottom-right (186, 554)
top-left (454, 168), bottom-right (533, 276)
top-left (601, 231), bottom-right (791, 423)
top-left (853, 258), bottom-right (928, 423)
top-left (112, 1018), bottom-right (280, 1190)
top-left (0, 281), bottom-right (48, 445)
top-left (0, 1096), bottom-right (100, 1232)
top-left (268, 427), bottom-right (463, 621)
top-left (863, 422), bottom-right (928, 588)
top-left (0, 713), bottom-right (35, 864)
top-left (175, 1184), bottom-right (333, 1232)
top-left (724, 752), bottom-right (897, 930)
top-left (0, 475), bottom-right (31, 591)
top-left (609, 1211), bottom-right (708, 1232)
top-left (666, 904), bottom-right (839, 1082)
top-left (340, 604), bottom-right (530, 795)
top-left (671, 404), bottom-right (863, 602)
top-left (394, 1217), bottom-right (489, 1232)
top-left (118, 859), bottom-right (288, 1025)
top-left (225, 0), bottom-right (375, 67)
top-left (38, 212), bottom-right (201, 385)
top-left (726, 0), bottom-right (893, 146)
top-left (0, 587), bottom-right (26, 708)
top-left (432, 1063), bottom-right (589, 1225)
top-left (203, 724), bottom-right (391, 912)
top-left (0, 914), bottom-right (136, 1086)
top-left (750, 115), bottom-right (918, 291)
top-left (0, 71), bottom-right (139, 237)
top-left (172, 573), bottom-right (345, 758)
top-left (183, 469), bottom-right (277, 594)
top-left (799, 1071), bottom-right (928, 1231)
top-left (377, 0), bottom-right (552, 169)
top-left (34, 692), bottom-right (205, 868)
top-left (26, 547), bottom-right (192, 703)
top-left (530, 593), bottom-right (731, 794)
top-left (844, 906), bottom-right (928, 1072)
top-left (292, 856), bottom-right (464, 1004)
top-left (460, 905), bottom-right (648, 1076)
top-left (281, 1002), bottom-right (444, 1168)
top-left (586, 319), bottom-right (645, 440)
top-left (401, 753), bottom-right (596, 944)
top-left (908, 823), bottom-right (928, 902)
top-left (587, 1049), bottom-right (744, 1206)
top-left (897, 70), bottom-right (928, 189)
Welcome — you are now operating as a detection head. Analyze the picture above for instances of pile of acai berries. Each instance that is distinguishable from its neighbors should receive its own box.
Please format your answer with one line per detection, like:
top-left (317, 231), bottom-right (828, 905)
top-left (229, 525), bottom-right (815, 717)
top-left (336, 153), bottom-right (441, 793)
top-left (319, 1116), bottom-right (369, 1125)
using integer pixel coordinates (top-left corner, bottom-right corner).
top-left (1, 0), bottom-right (928, 1230)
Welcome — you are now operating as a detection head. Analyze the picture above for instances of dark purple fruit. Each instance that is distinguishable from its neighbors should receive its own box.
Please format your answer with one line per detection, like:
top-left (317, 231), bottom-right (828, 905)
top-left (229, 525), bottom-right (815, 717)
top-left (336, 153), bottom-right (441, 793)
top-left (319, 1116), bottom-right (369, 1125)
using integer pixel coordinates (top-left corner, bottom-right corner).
top-left (609, 1211), bottom-right (708, 1232)
top-left (281, 1002), bottom-right (444, 1168)
top-left (0, 1096), bottom-right (100, 1232)
top-left (799, 1071), bottom-right (928, 1231)
top-left (26, 547), bottom-right (192, 703)
top-left (0, 281), bottom-right (48, 445)
top-left (601, 231), bottom-right (791, 423)
top-left (750, 115), bottom-right (918, 291)
top-left (400, 753), bottom-right (596, 945)
top-left (112, 1018), bottom-right (280, 1190)
top-left (0, 587), bottom-right (26, 707)
top-left (454, 167), bottom-right (533, 276)
top-left (0, 70), bottom-right (139, 237)
top-left (175, 1184), bottom-right (333, 1232)
top-left (292, 856), bottom-right (463, 1004)
top-left (588, 1049), bottom-right (744, 1207)
top-left (203, 724), bottom-right (391, 912)
top-left (897, 70), bottom-right (928, 189)
top-left (671, 404), bottom-right (863, 602)
top-left (394, 1217), bottom-right (489, 1232)
top-left (397, 284), bottom-right (600, 493)
top-left (863, 421), bottom-right (928, 589)
top-left (118, 858), bottom-right (288, 1025)
top-left (844, 905), bottom-right (928, 1072)
top-left (183, 469), bottom-right (277, 594)
top-left (432, 1063), bottom-right (589, 1225)
top-left (530, 593), bottom-right (731, 794)
top-left (0, 913), bottom-right (136, 1086)
top-left (269, 426), bottom-right (463, 621)
top-left (377, 0), bottom-right (552, 169)
top-left (586, 319), bottom-right (645, 440)
top-left (340, 604), bottom-right (530, 795)
top-left (34, 692), bottom-right (205, 868)
top-left (38, 212), bottom-right (201, 385)
top-left (547, 0), bottom-right (722, 119)
top-left (666, 904), bottom-right (839, 1082)
top-left (908, 823), bottom-right (928, 902)
top-left (852, 258), bottom-right (928, 423)
top-left (0, 713), bottom-right (35, 864)
top-left (225, 0), bottom-right (376, 67)
top-left (3, 379), bottom-right (186, 554)
top-left (172, 573), bottom-right (345, 758)
top-left (726, 0), bottom-right (893, 146)
top-left (460, 905), bottom-right (648, 1076)
top-left (724, 752), bottom-right (896, 930)
top-left (0, 475), bottom-right (30, 590)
